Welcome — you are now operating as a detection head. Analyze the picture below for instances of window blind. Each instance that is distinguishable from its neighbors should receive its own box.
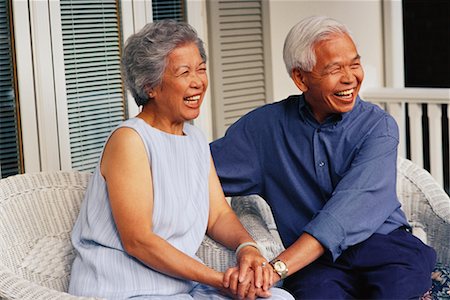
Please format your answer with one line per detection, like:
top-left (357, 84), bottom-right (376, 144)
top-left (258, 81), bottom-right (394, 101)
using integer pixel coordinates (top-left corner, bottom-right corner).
top-left (152, 0), bottom-right (185, 21)
top-left (207, 0), bottom-right (268, 138)
top-left (0, 0), bottom-right (22, 178)
top-left (60, 0), bottom-right (126, 172)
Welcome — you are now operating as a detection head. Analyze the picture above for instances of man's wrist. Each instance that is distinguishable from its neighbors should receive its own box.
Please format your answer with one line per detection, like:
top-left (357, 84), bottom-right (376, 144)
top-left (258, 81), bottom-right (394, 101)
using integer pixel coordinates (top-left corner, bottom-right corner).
top-left (269, 258), bottom-right (288, 280)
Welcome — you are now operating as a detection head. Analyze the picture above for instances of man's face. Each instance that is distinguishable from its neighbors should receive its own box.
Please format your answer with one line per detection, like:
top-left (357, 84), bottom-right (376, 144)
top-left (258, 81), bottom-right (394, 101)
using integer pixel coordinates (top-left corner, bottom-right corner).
top-left (293, 33), bottom-right (364, 123)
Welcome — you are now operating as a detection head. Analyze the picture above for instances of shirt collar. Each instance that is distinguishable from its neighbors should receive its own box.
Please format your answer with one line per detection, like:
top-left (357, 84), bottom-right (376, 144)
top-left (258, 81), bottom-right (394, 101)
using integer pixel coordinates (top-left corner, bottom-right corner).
top-left (297, 94), bottom-right (361, 125)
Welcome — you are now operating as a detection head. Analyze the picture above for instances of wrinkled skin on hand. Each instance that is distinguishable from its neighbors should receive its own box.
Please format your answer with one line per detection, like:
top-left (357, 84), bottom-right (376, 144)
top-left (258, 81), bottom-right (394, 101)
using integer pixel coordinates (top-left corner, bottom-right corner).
top-left (222, 246), bottom-right (274, 299)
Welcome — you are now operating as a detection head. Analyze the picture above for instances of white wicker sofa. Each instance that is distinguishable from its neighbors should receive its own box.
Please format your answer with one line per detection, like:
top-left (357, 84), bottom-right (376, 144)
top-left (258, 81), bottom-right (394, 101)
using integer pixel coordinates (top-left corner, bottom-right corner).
top-left (0, 157), bottom-right (449, 300)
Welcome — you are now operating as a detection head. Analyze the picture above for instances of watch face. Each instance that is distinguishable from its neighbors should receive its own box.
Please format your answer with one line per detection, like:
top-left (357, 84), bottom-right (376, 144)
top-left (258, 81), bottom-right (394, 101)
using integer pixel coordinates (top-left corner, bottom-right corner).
top-left (271, 259), bottom-right (288, 279)
top-left (274, 261), bottom-right (286, 272)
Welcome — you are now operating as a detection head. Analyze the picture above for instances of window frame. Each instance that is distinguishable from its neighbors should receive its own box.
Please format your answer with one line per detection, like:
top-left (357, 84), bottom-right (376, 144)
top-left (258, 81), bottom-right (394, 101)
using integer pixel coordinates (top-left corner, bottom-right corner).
top-left (10, 0), bottom-right (213, 173)
top-left (12, 0), bottom-right (149, 173)
top-left (1, 0), bottom-right (24, 177)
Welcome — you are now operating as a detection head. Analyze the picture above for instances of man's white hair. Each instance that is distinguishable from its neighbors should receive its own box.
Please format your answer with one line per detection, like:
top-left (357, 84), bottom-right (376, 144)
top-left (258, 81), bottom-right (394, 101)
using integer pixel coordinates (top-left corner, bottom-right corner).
top-left (283, 16), bottom-right (352, 77)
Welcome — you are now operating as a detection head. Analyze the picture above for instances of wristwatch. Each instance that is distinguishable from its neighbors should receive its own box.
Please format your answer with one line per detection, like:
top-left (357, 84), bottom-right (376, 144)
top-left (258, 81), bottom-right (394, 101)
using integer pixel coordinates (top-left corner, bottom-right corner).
top-left (269, 259), bottom-right (288, 279)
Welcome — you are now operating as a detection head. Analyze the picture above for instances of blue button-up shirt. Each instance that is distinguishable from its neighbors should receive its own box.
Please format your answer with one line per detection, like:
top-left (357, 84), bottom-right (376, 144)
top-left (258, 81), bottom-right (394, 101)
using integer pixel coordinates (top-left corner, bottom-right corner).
top-left (210, 94), bottom-right (409, 260)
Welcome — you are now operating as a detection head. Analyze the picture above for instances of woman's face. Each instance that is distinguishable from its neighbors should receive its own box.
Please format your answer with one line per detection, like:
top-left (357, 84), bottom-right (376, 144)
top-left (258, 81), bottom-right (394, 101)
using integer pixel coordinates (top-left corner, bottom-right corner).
top-left (151, 42), bottom-right (208, 123)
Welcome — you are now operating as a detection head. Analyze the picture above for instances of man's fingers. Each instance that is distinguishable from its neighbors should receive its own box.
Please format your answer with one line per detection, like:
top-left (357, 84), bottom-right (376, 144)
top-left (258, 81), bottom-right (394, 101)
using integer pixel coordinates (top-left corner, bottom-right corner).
top-left (245, 283), bottom-right (257, 300)
top-left (237, 271), bottom-right (253, 300)
top-left (228, 269), bottom-right (240, 296)
top-left (255, 287), bottom-right (272, 298)
top-left (223, 267), bottom-right (235, 288)
top-left (224, 267), bottom-right (239, 288)
top-left (237, 280), bottom-right (249, 299)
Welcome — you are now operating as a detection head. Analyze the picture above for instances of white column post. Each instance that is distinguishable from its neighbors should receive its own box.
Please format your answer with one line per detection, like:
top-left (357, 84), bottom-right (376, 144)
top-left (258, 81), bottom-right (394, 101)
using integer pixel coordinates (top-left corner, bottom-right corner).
top-left (28, 0), bottom-right (61, 171)
top-left (12, 0), bottom-right (41, 173)
top-left (428, 104), bottom-right (444, 186)
top-left (408, 103), bottom-right (424, 168)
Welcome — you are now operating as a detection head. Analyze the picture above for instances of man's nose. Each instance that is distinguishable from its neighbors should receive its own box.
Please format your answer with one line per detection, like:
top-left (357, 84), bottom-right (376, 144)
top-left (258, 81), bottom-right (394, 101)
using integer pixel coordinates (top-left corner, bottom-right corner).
top-left (341, 67), bottom-right (355, 83)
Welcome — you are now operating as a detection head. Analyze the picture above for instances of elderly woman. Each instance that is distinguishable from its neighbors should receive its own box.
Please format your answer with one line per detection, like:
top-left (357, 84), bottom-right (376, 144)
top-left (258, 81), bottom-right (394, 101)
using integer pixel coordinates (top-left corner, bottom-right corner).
top-left (68, 20), bottom-right (293, 300)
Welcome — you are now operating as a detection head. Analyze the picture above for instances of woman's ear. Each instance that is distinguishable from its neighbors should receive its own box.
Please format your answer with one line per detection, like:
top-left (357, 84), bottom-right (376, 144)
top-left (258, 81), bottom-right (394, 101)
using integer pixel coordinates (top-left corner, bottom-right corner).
top-left (292, 69), bottom-right (308, 92)
top-left (146, 87), bottom-right (155, 99)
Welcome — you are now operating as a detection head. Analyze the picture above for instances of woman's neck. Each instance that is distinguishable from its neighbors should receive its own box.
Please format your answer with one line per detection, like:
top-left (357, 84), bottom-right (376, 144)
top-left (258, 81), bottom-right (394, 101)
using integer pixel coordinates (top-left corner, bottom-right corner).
top-left (137, 107), bottom-right (185, 135)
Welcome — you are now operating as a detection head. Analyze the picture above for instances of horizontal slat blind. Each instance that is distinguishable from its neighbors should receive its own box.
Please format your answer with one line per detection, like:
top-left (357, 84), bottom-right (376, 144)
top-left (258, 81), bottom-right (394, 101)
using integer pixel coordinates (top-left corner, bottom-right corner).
top-left (152, 0), bottom-right (185, 21)
top-left (207, 0), bottom-right (268, 138)
top-left (0, 0), bottom-right (22, 178)
top-left (60, 0), bottom-right (125, 172)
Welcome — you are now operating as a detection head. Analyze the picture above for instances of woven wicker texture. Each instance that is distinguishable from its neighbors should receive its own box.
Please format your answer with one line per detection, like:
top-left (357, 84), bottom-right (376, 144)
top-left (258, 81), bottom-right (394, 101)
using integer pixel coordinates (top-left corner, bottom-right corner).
top-left (0, 171), bottom-right (286, 299)
top-left (397, 157), bottom-right (450, 265)
top-left (0, 157), bottom-right (448, 299)
top-left (197, 196), bottom-right (285, 272)
top-left (0, 171), bottom-right (98, 300)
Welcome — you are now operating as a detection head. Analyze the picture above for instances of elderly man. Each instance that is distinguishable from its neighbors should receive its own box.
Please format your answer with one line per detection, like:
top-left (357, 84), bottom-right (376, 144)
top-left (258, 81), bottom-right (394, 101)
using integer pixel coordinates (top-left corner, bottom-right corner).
top-left (210, 16), bottom-right (436, 299)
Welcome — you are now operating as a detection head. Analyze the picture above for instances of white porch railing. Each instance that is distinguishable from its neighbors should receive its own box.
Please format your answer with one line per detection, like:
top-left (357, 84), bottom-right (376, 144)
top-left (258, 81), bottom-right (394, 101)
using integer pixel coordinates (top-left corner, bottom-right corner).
top-left (361, 87), bottom-right (450, 194)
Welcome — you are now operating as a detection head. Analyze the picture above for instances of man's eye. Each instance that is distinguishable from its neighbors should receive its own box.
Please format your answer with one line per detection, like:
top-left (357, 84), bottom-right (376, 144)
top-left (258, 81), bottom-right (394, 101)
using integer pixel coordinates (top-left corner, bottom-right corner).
top-left (351, 63), bottom-right (360, 69)
top-left (329, 68), bottom-right (340, 75)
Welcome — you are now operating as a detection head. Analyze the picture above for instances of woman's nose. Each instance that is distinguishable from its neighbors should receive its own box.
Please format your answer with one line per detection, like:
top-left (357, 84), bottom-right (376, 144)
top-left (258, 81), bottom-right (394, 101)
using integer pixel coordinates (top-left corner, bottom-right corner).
top-left (190, 74), bottom-right (203, 88)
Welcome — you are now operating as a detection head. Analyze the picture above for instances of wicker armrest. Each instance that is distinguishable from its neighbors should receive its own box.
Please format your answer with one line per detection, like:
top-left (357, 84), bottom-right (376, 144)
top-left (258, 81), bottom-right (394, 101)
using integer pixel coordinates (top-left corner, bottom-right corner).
top-left (196, 196), bottom-right (285, 272)
top-left (0, 265), bottom-right (100, 300)
top-left (231, 195), bottom-right (284, 248)
top-left (0, 171), bottom-right (96, 300)
top-left (397, 157), bottom-right (450, 265)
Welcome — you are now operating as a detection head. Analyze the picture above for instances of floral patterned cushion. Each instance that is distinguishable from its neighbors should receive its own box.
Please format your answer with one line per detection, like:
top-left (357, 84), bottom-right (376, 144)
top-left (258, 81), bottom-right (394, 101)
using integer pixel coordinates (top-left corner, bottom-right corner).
top-left (422, 263), bottom-right (450, 300)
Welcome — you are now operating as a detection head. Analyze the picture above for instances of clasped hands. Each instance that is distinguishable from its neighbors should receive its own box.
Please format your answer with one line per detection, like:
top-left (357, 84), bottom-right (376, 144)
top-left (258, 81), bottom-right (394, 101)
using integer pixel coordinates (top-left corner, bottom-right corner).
top-left (221, 246), bottom-right (276, 299)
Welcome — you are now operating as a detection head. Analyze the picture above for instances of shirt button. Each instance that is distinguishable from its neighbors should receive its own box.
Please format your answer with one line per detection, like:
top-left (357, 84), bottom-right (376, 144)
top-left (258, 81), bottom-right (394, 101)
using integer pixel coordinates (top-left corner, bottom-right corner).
top-left (318, 161), bottom-right (325, 167)
top-left (317, 128), bottom-right (321, 133)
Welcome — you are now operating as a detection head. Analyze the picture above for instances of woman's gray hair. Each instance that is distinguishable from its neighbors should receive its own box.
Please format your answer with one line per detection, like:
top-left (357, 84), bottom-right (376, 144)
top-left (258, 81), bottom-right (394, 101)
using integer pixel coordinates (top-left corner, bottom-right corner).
top-left (121, 19), bottom-right (207, 106)
top-left (283, 16), bottom-right (351, 77)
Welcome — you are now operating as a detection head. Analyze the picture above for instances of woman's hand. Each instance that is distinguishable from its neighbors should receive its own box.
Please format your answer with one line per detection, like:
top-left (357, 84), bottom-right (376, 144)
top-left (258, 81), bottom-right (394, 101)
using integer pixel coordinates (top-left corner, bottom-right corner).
top-left (223, 267), bottom-right (255, 299)
top-left (223, 246), bottom-right (273, 299)
top-left (236, 246), bottom-right (273, 292)
top-left (223, 266), bottom-right (271, 299)
top-left (206, 158), bottom-right (274, 297)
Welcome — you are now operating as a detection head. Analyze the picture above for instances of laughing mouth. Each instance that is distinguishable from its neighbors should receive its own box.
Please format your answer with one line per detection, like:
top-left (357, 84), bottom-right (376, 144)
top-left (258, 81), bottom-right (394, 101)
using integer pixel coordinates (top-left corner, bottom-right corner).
top-left (184, 95), bottom-right (201, 103)
top-left (334, 89), bottom-right (354, 98)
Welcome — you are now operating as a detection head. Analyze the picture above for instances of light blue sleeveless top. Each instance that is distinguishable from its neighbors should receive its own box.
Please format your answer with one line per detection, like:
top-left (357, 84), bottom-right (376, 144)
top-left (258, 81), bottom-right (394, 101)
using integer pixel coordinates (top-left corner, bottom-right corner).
top-left (69, 118), bottom-right (210, 299)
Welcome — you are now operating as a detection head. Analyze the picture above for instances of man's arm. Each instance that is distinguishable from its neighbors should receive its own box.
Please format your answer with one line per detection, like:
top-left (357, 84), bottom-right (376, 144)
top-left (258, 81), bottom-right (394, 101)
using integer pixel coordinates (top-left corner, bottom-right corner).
top-left (270, 115), bottom-right (402, 283)
top-left (270, 232), bottom-right (324, 283)
top-left (303, 116), bottom-right (402, 260)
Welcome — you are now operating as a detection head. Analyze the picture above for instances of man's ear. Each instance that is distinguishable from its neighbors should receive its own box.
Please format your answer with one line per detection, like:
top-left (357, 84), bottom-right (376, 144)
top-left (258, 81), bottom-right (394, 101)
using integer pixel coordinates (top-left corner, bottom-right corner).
top-left (292, 69), bottom-right (308, 92)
